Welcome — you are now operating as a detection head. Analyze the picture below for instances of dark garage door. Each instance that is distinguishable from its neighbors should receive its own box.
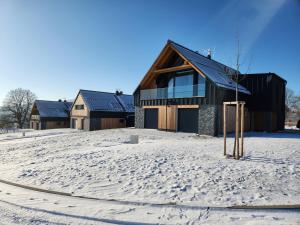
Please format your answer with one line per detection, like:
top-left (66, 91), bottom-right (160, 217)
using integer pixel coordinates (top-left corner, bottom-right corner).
top-left (144, 109), bottom-right (158, 129)
top-left (178, 108), bottom-right (198, 133)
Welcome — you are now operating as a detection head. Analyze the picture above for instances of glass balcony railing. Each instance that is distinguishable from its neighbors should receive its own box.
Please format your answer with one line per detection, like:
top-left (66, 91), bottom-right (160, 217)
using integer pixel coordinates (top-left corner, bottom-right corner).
top-left (140, 84), bottom-right (205, 100)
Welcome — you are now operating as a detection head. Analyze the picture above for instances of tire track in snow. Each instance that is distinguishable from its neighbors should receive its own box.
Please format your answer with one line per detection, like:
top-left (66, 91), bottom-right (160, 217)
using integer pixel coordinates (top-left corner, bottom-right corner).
top-left (0, 178), bottom-right (299, 211)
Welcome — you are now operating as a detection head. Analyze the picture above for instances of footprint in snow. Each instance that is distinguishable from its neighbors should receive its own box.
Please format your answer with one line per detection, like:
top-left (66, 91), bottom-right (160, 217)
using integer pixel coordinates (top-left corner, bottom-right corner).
top-left (230, 217), bottom-right (240, 221)
top-left (251, 214), bottom-right (265, 218)
top-left (6, 193), bottom-right (11, 195)
top-left (273, 217), bottom-right (284, 221)
top-left (67, 205), bottom-right (76, 208)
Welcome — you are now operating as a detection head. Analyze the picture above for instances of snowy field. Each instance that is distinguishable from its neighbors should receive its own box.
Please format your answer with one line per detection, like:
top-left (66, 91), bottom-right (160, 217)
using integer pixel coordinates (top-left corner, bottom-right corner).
top-left (0, 128), bottom-right (299, 224)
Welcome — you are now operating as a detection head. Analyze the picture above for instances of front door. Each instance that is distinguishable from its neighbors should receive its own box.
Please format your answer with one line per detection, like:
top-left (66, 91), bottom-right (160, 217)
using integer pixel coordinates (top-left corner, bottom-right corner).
top-left (71, 119), bottom-right (77, 129)
top-left (81, 119), bottom-right (84, 130)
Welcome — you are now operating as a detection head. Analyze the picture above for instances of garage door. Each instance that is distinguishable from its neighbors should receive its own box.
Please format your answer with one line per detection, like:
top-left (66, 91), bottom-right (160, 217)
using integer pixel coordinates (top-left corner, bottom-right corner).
top-left (178, 108), bottom-right (198, 133)
top-left (144, 109), bottom-right (158, 129)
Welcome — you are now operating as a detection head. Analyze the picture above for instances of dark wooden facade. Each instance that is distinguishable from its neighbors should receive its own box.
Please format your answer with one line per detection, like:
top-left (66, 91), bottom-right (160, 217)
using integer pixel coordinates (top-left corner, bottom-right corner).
top-left (238, 73), bottom-right (286, 131)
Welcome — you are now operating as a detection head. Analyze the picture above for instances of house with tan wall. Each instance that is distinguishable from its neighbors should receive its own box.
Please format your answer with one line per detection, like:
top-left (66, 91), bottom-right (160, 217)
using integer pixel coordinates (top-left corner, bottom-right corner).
top-left (70, 89), bottom-right (134, 131)
top-left (30, 100), bottom-right (72, 130)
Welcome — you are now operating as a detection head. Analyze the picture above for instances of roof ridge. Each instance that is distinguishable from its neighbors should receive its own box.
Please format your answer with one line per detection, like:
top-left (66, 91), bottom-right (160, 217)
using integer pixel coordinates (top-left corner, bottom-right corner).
top-left (36, 100), bottom-right (72, 103)
top-left (79, 89), bottom-right (132, 96)
top-left (168, 40), bottom-right (237, 73)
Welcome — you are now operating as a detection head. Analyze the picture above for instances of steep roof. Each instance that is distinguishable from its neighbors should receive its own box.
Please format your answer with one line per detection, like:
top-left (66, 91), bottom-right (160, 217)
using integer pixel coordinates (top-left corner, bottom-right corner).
top-left (34, 100), bottom-right (72, 118)
top-left (135, 40), bottom-right (250, 95)
top-left (77, 90), bottom-right (134, 113)
top-left (168, 40), bottom-right (250, 94)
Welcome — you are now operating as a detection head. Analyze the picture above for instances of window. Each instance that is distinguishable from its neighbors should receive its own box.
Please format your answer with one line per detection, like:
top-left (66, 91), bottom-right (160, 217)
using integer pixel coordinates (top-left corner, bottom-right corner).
top-left (174, 74), bottom-right (194, 98)
top-left (167, 78), bottom-right (174, 98)
top-left (167, 70), bottom-right (195, 98)
top-left (197, 76), bottom-right (206, 96)
top-left (75, 105), bottom-right (84, 110)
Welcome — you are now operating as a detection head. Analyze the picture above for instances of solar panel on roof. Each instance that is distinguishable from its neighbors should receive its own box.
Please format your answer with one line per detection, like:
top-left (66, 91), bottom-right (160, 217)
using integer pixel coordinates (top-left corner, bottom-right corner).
top-left (35, 100), bottom-right (72, 118)
top-left (79, 90), bottom-right (134, 112)
top-left (170, 41), bottom-right (250, 95)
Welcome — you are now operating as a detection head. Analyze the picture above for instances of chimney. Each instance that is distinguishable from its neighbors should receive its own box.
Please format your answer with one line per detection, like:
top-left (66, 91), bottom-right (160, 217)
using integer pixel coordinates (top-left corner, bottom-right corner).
top-left (115, 89), bottom-right (123, 96)
top-left (207, 49), bottom-right (212, 60)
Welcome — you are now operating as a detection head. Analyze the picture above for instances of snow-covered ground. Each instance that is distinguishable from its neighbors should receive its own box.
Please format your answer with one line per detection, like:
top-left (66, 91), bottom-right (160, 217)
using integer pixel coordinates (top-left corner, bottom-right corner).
top-left (0, 128), bottom-right (299, 224)
top-left (0, 128), bottom-right (78, 141)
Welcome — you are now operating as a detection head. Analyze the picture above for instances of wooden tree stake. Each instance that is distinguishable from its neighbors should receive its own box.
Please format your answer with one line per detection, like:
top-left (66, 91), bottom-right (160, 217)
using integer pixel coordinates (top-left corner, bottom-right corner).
top-left (241, 103), bottom-right (244, 157)
top-left (235, 103), bottom-right (240, 160)
top-left (223, 104), bottom-right (227, 156)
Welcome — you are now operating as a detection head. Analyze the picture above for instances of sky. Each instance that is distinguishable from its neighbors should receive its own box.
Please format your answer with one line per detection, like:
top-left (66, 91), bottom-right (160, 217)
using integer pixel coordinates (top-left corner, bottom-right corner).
top-left (0, 0), bottom-right (299, 103)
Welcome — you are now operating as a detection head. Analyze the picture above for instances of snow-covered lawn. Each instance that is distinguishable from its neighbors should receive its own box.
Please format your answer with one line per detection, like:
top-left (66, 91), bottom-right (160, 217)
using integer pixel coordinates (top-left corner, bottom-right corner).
top-left (0, 128), bottom-right (79, 141)
top-left (0, 128), bottom-right (299, 208)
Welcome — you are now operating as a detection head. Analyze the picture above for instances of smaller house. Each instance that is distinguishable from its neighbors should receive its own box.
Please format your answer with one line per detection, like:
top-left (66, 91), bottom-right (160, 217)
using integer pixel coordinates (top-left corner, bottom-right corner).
top-left (30, 100), bottom-right (72, 130)
top-left (70, 89), bottom-right (134, 131)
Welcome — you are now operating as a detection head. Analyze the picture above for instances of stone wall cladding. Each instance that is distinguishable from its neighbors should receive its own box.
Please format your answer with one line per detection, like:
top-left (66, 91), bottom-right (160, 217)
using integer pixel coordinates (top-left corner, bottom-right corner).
top-left (134, 107), bottom-right (144, 128)
top-left (198, 105), bottom-right (217, 136)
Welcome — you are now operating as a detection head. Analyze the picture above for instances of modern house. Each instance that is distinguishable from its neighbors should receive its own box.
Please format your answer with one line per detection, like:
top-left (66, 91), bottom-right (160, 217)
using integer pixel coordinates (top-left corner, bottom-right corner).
top-left (70, 89), bottom-right (134, 131)
top-left (30, 100), bottom-right (72, 130)
top-left (134, 40), bottom-right (286, 135)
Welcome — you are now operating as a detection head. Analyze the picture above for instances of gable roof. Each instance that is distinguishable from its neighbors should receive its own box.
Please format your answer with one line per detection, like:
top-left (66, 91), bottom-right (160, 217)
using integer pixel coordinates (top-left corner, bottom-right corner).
top-left (136, 40), bottom-right (250, 95)
top-left (75, 89), bottom-right (134, 113)
top-left (34, 100), bottom-right (72, 118)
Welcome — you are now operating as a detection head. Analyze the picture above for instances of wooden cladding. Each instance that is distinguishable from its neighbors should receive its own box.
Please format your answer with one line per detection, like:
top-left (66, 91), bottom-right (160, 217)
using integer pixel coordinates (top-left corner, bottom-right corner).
top-left (143, 105), bottom-right (199, 131)
top-left (158, 106), bottom-right (176, 130)
top-left (101, 118), bottom-right (126, 130)
top-left (153, 65), bottom-right (192, 74)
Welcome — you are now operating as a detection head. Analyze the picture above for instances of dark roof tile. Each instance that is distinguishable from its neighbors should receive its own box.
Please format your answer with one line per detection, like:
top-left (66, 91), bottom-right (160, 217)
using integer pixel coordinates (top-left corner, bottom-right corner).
top-left (35, 100), bottom-right (72, 118)
top-left (79, 90), bottom-right (134, 113)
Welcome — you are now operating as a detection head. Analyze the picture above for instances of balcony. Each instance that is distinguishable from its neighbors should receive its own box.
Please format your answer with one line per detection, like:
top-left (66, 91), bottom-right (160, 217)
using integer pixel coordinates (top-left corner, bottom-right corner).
top-left (140, 84), bottom-right (205, 100)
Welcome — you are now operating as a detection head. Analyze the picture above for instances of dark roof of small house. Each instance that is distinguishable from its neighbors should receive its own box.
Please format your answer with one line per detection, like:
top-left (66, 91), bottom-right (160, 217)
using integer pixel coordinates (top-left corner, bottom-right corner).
top-left (241, 73), bottom-right (287, 83)
top-left (78, 89), bottom-right (134, 113)
top-left (34, 100), bottom-right (72, 118)
top-left (116, 94), bottom-right (135, 113)
top-left (168, 40), bottom-right (250, 94)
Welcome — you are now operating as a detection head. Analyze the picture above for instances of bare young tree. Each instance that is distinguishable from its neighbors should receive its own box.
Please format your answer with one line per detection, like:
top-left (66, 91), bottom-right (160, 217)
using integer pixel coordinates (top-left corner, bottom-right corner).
top-left (286, 88), bottom-right (298, 112)
top-left (2, 88), bottom-right (37, 128)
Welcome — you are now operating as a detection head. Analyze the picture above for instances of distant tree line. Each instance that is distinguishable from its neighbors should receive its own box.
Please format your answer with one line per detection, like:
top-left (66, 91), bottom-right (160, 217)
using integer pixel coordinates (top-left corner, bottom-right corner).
top-left (0, 88), bottom-right (36, 129)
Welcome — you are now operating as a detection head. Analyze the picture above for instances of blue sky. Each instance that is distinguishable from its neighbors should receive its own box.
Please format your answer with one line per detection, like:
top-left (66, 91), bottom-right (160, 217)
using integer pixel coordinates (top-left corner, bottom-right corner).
top-left (0, 0), bottom-right (299, 103)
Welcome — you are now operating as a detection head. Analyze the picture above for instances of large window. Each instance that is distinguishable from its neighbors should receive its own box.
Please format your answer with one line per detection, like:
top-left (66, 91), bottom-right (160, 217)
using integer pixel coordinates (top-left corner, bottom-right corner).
top-left (166, 70), bottom-right (205, 98)
top-left (174, 74), bottom-right (194, 98)
top-left (140, 69), bottom-right (206, 100)
top-left (197, 76), bottom-right (206, 96)
top-left (167, 78), bottom-right (174, 98)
